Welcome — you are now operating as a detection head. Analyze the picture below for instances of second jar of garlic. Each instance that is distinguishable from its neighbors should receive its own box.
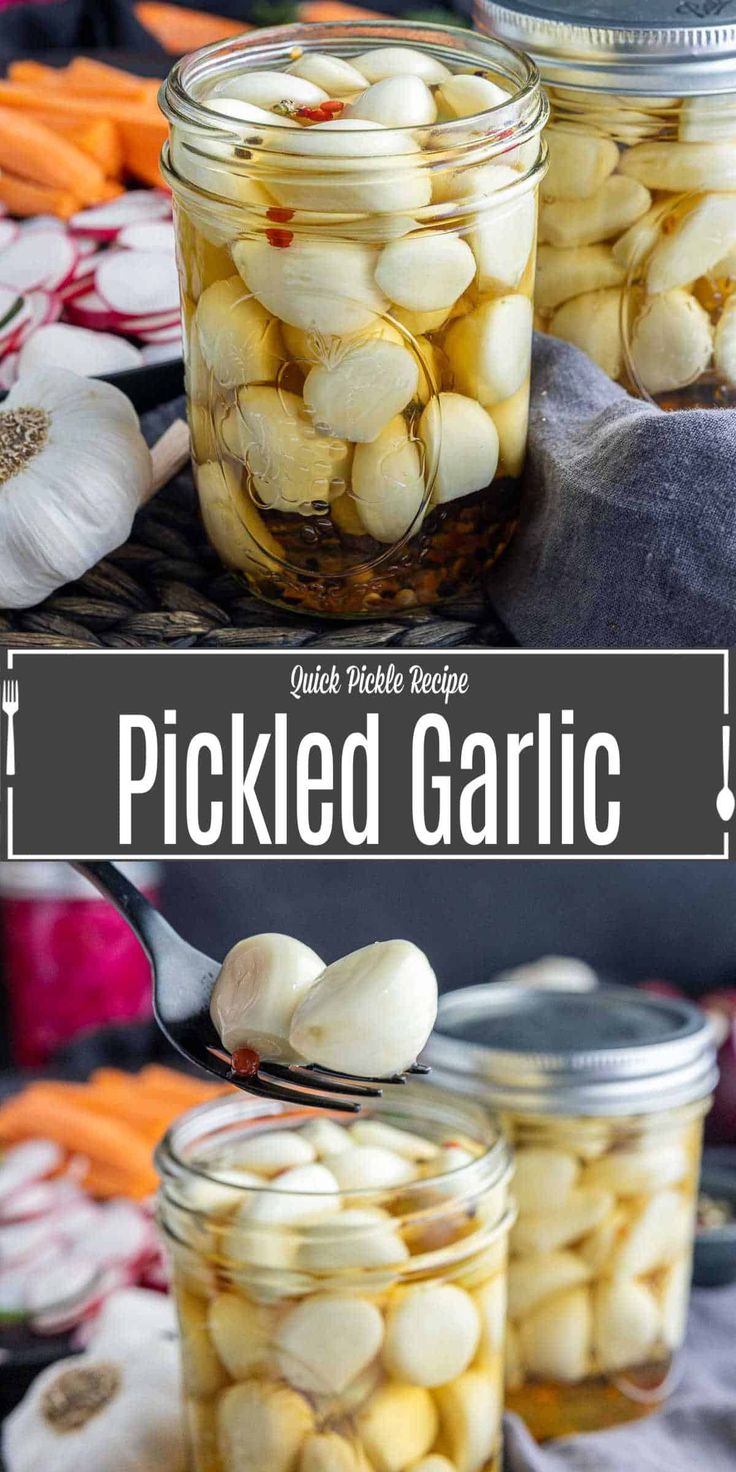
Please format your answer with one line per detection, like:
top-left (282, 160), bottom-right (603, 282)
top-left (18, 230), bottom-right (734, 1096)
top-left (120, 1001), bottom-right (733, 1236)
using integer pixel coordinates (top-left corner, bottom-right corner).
top-left (477, 0), bottom-right (736, 408)
top-left (157, 1087), bottom-right (515, 1472)
top-left (160, 23), bottom-right (548, 617)
top-left (426, 983), bottom-right (718, 1440)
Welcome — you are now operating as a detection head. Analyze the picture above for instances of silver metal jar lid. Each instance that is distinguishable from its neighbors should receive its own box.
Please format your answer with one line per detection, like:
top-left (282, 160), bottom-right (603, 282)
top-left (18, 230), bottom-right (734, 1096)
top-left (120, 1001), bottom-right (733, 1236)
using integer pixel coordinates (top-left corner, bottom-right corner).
top-left (476, 0), bottom-right (736, 94)
top-left (426, 983), bottom-right (719, 1115)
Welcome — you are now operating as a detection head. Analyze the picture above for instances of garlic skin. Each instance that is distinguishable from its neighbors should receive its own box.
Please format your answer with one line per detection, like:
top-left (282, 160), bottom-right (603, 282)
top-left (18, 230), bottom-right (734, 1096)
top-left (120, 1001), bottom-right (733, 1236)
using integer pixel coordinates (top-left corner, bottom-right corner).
top-left (2, 1342), bottom-right (186, 1472)
top-left (289, 940), bottom-right (438, 1077)
top-left (210, 933), bottom-right (325, 1060)
top-left (0, 367), bottom-right (152, 608)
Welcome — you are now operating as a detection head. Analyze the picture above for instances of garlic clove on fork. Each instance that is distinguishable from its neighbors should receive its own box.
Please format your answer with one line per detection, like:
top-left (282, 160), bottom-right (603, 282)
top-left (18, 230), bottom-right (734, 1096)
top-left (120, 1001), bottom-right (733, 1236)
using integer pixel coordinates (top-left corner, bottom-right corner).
top-left (210, 932), bottom-right (325, 1061)
top-left (0, 367), bottom-right (153, 609)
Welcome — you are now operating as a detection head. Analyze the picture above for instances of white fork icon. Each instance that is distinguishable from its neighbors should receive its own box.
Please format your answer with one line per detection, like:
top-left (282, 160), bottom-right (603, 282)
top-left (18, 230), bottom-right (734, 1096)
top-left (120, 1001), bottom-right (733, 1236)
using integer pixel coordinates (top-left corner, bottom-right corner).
top-left (2, 678), bottom-right (19, 777)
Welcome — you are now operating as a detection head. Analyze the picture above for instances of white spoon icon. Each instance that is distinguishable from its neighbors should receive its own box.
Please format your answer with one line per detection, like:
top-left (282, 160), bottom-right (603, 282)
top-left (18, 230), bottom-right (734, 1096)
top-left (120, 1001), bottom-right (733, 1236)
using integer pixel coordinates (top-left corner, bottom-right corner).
top-left (716, 724), bottom-right (735, 824)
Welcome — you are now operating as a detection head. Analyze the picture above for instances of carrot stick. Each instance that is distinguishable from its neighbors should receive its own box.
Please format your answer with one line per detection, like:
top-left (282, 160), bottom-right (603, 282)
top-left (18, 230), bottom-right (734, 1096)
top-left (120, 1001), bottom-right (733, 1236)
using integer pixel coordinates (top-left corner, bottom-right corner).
top-left (0, 83), bottom-right (162, 127)
top-left (0, 171), bottom-right (80, 219)
top-left (68, 119), bottom-right (124, 178)
top-left (0, 107), bottom-right (108, 205)
top-left (298, 1), bottom-right (384, 16)
top-left (116, 117), bottom-right (167, 188)
top-left (67, 57), bottom-right (158, 102)
top-left (0, 1089), bottom-right (158, 1190)
top-left (135, 1), bottom-right (245, 51)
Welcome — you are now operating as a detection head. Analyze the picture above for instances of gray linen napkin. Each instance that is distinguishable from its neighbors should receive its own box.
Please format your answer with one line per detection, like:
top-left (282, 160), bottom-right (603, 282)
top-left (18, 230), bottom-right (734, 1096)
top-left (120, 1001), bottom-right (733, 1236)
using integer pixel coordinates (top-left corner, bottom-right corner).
top-left (489, 335), bottom-right (736, 649)
top-left (504, 1282), bottom-right (736, 1471)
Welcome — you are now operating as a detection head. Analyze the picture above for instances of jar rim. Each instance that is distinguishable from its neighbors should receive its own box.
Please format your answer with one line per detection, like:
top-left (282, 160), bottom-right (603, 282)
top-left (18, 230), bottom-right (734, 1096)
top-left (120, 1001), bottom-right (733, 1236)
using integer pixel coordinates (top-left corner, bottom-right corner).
top-left (160, 18), bottom-right (547, 151)
top-left (155, 1084), bottom-right (513, 1198)
top-left (426, 983), bottom-right (720, 1116)
top-left (476, 0), bottom-right (736, 95)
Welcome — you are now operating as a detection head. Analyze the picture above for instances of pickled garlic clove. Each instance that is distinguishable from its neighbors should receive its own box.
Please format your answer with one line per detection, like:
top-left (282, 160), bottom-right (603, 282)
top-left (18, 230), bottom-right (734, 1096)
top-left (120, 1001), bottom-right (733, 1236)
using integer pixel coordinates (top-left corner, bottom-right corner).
top-left (346, 76), bottom-right (437, 128)
top-left (680, 96), bottom-right (736, 142)
top-left (349, 1119), bottom-right (438, 1161)
top-left (510, 1187), bottom-right (613, 1255)
top-left (436, 74), bottom-right (510, 121)
top-left (507, 1251), bottom-right (591, 1321)
top-left (539, 176), bottom-right (651, 249)
top-left (542, 128), bottom-right (620, 202)
top-left (593, 1279), bottom-right (660, 1374)
top-left (300, 1432), bottom-right (372, 1472)
top-left (212, 70), bottom-right (329, 111)
top-left (383, 1284), bottom-right (480, 1386)
top-left (222, 385), bottom-right (351, 515)
top-left (630, 290), bottom-right (714, 395)
top-left (178, 1287), bottom-right (228, 1397)
top-left (579, 1206), bottom-right (627, 1272)
top-left (217, 1379), bottom-right (314, 1472)
top-left (233, 237), bottom-right (388, 337)
top-left (196, 277), bottom-right (285, 389)
top-left (392, 303), bottom-right (457, 337)
top-left (209, 932), bottom-right (325, 1058)
top-left (195, 461), bottom-right (282, 576)
top-left (177, 1168), bottom-right (262, 1214)
top-left (420, 392), bottom-right (499, 505)
top-left (205, 97), bottom-right (297, 129)
top-left (303, 339), bottom-right (419, 443)
top-left (511, 1147), bottom-right (579, 1215)
top-left (300, 1118), bottom-right (354, 1158)
top-left (611, 208), bottom-right (664, 275)
top-left (409, 1460), bottom-right (458, 1472)
top-left (618, 141), bottom-right (736, 193)
top-left (357, 1383), bottom-right (438, 1472)
top-left (549, 288), bottom-right (625, 380)
top-left (715, 295), bottom-right (736, 385)
top-left (647, 194), bottom-right (736, 294)
top-left (445, 295), bottom-right (533, 407)
top-left (286, 54), bottom-right (369, 96)
top-left (340, 415), bottom-right (425, 542)
top-left (487, 381), bottom-right (530, 479)
top-left (261, 120), bottom-right (431, 216)
top-left (473, 1275), bottom-right (506, 1361)
top-left (227, 1131), bottom-right (318, 1177)
top-left (290, 938), bottom-right (437, 1076)
top-left (414, 337), bottom-right (449, 405)
top-left (469, 190), bottom-right (536, 294)
top-left (611, 1189), bottom-right (692, 1278)
top-left (246, 1164), bottom-right (341, 1226)
top-left (657, 1253), bottom-right (691, 1349)
top-left (519, 1287), bottom-right (592, 1383)
top-left (326, 1146), bottom-right (418, 1190)
top-left (433, 1368), bottom-right (502, 1472)
top-left (356, 47), bottom-right (451, 85)
top-left (536, 243), bottom-right (625, 313)
top-left (375, 235), bottom-right (476, 314)
top-left (296, 1207), bottom-right (410, 1273)
top-left (207, 1292), bottom-right (274, 1379)
top-left (583, 1141), bottom-right (689, 1196)
top-left (276, 1293), bottom-right (384, 1394)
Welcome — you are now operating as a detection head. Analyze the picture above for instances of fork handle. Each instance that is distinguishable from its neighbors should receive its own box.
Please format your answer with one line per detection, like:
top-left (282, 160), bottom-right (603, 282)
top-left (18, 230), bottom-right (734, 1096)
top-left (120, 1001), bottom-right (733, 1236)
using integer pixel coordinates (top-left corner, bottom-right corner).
top-left (6, 717), bottom-right (15, 778)
top-left (73, 860), bottom-right (176, 964)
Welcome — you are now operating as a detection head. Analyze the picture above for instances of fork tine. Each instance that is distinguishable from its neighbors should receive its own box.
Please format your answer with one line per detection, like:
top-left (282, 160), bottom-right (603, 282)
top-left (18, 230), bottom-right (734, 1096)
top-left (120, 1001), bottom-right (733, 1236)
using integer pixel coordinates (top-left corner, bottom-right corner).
top-left (236, 1072), bottom-right (361, 1113)
top-left (262, 1061), bottom-right (383, 1099)
top-left (408, 1063), bottom-right (430, 1075)
top-left (302, 1064), bottom-right (407, 1086)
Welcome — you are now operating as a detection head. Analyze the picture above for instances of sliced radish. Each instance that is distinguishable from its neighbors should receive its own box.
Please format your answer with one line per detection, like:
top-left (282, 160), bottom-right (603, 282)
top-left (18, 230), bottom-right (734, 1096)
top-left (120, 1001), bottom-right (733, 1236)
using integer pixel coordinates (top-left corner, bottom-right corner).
top-left (26, 1257), bottom-right (102, 1318)
top-left (0, 1217), bottom-right (61, 1267)
top-left (141, 341), bottom-right (182, 364)
top-left (19, 322), bottom-right (143, 377)
top-left (117, 220), bottom-right (175, 254)
top-left (8, 290), bottom-right (63, 355)
top-left (0, 221), bottom-right (19, 252)
top-left (0, 1178), bottom-right (82, 1224)
top-left (70, 191), bottom-right (172, 240)
top-left (63, 289), bottom-right (117, 331)
top-left (22, 215), bottom-right (68, 234)
top-left (138, 324), bottom-right (182, 346)
top-left (71, 1200), bottom-right (155, 1271)
top-left (0, 1140), bottom-right (63, 1203)
top-left (112, 310), bottom-right (180, 333)
top-left (0, 229), bottom-right (79, 294)
top-left (95, 249), bottom-right (179, 318)
top-left (0, 351), bottom-right (19, 389)
top-left (0, 289), bottom-right (27, 352)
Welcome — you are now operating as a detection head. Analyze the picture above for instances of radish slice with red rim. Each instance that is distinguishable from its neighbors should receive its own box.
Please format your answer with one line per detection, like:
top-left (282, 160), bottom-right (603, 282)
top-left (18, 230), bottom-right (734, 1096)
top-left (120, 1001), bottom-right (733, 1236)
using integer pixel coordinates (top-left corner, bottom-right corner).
top-left (11, 290), bottom-right (63, 351)
top-left (0, 1139), bottom-right (63, 1202)
top-left (141, 341), bottom-right (182, 364)
top-left (0, 221), bottom-right (19, 252)
top-left (0, 229), bottom-right (79, 294)
top-left (71, 191), bottom-right (172, 239)
top-left (0, 351), bottom-right (19, 389)
top-left (95, 249), bottom-right (179, 318)
top-left (117, 220), bottom-right (176, 253)
top-left (19, 322), bottom-right (144, 377)
top-left (63, 289), bottom-right (117, 332)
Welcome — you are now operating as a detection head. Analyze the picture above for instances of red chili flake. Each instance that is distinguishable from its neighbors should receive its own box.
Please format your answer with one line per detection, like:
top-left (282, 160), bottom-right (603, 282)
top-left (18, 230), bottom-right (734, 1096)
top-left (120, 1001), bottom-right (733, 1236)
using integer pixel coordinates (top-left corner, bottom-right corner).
top-left (321, 99), bottom-right (345, 114)
top-left (266, 227), bottom-right (294, 248)
top-left (267, 206), bottom-right (294, 223)
top-left (231, 1045), bottom-right (261, 1077)
top-left (296, 104), bottom-right (331, 122)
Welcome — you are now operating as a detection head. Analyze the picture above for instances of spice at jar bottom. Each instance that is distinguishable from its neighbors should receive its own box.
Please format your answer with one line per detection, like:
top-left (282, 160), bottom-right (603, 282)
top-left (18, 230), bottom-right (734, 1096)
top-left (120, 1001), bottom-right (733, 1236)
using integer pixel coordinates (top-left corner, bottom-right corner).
top-left (160, 24), bottom-right (548, 617)
top-left (156, 1090), bottom-right (514, 1472)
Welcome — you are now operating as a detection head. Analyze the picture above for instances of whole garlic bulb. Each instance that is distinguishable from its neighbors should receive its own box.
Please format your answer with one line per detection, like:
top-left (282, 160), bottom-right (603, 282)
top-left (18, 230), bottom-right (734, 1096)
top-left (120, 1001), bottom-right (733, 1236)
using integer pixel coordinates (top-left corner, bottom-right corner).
top-left (210, 933), bottom-right (325, 1060)
top-left (2, 1341), bottom-right (186, 1472)
top-left (0, 367), bottom-right (152, 608)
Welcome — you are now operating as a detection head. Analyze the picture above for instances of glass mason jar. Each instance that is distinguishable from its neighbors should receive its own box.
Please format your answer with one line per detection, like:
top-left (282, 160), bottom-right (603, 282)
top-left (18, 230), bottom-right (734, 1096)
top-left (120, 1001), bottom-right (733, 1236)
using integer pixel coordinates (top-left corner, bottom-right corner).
top-left (426, 984), bottom-right (719, 1441)
top-left (160, 23), bottom-right (548, 617)
top-left (157, 1088), bottom-right (515, 1472)
top-left (477, 0), bottom-right (736, 408)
